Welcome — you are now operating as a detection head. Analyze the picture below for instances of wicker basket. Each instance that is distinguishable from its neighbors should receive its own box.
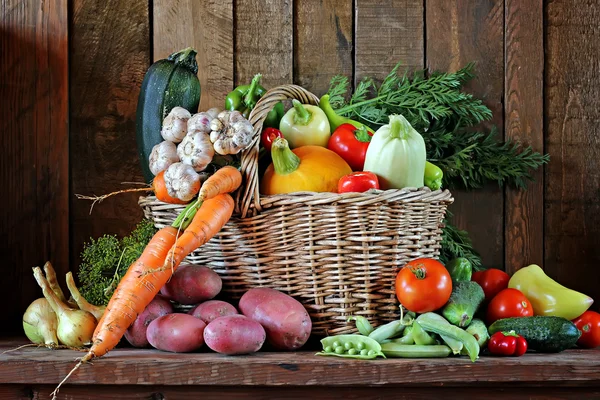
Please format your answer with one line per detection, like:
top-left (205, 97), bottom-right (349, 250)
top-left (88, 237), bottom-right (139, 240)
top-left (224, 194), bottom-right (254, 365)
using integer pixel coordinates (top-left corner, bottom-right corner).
top-left (139, 85), bottom-right (453, 336)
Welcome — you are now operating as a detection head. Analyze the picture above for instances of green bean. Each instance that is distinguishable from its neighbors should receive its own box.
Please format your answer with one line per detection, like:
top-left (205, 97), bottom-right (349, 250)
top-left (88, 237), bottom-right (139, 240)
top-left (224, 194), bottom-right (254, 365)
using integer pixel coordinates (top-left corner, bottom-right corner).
top-left (316, 334), bottom-right (385, 359)
top-left (411, 321), bottom-right (437, 345)
top-left (347, 316), bottom-right (374, 336)
top-left (381, 343), bottom-right (452, 358)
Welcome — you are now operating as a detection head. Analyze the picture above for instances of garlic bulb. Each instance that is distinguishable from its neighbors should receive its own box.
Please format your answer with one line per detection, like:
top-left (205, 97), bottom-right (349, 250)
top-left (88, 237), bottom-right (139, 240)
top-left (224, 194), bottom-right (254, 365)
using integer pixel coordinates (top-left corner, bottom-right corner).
top-left (163, 162), bottom-right (201, 202)
top-left (161, 107), bottom-right (192, 143)
top-left (177, 131), bottom-right (215, 172)
top-left (149, 141), bottom-right (180, 176)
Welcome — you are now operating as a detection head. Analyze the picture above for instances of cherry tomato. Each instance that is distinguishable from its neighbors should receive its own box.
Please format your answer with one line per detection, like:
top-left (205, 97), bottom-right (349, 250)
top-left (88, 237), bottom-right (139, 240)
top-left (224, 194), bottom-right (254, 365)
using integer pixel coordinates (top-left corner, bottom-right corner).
top-left (486, 288), bottom-right (533, 324)
top-left (261, 127), bottom-right (283, 151)
top-left (395, 258), bottom-right (452, 313)
top-left (327, 124), bottom-right (372, 171)
top-left (572, 311), bottom-right (600, 348)
top-left (472, 268), bottom-right (510, 302)
top-left (338, 171), bottom-right (380, 193)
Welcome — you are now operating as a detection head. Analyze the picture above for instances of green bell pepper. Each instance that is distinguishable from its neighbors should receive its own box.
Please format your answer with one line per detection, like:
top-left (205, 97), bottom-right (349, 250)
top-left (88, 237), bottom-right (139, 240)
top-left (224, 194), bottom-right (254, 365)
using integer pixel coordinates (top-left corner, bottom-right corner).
top-left (225, 73), bottom-right (284, 126)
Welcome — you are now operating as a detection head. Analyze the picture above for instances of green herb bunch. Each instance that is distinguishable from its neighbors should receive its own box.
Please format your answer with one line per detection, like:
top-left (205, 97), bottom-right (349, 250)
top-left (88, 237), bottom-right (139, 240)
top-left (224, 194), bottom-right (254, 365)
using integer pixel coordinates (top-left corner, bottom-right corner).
top-left (77, 219), bottom-right (157, 306)
top-left (327, 63), bottom-right (549, 268)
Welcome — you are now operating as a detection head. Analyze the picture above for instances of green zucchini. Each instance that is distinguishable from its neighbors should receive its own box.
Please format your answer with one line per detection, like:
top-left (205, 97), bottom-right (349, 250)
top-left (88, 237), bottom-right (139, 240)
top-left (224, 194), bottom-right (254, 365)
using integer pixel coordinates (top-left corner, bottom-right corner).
top-left (136, 48), bottom-right (201, 182)
top-left (488, 316), bottom-right (580, 353)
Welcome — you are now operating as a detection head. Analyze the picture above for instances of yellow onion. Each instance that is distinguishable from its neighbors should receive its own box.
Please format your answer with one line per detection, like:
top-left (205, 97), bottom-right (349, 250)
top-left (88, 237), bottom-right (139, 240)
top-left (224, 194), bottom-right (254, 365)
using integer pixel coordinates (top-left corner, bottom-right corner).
top-left (32, 267), bottom-right (97, 348)
top-left (65, 272), bottom-right (105, 320)
top-left (23, 298), bottom-right (59, 347)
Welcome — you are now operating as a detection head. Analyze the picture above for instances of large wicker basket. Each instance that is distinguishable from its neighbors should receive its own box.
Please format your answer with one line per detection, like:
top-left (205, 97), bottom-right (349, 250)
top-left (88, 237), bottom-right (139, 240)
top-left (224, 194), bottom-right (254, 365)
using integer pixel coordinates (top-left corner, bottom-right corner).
top-left (139, 85), bottom-right (453, 335)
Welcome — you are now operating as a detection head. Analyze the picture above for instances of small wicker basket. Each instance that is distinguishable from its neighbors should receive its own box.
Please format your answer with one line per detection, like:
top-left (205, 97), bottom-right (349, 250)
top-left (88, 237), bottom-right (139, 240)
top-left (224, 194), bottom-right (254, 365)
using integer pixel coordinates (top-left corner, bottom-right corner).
top-left (139, 85), bottom-right (453, 335)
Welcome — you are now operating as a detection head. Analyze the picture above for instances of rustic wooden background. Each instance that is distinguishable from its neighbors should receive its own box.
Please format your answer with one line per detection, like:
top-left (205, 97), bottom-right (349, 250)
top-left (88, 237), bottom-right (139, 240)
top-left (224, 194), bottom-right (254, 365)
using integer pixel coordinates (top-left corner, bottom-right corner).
top-left (1, 0), bottom-right (598, 334)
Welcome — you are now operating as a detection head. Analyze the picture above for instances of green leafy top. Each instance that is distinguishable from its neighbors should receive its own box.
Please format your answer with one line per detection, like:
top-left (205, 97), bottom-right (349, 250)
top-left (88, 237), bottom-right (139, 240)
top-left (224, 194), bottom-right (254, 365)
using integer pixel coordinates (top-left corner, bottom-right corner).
top-left (77, 219), bottom-right (156, 306)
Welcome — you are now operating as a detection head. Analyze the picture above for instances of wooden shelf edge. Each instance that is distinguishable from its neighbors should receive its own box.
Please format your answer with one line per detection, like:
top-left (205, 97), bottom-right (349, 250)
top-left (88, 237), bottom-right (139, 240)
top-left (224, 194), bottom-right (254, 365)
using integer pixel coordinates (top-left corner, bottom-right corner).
top-left (1, 339), bottom-right (599, 387)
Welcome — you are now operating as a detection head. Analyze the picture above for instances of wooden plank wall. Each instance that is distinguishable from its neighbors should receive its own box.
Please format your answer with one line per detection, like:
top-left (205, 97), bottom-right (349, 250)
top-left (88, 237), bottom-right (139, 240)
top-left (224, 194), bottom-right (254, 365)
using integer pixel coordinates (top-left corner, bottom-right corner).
top-left (2, 0), bottom-right (598, 334)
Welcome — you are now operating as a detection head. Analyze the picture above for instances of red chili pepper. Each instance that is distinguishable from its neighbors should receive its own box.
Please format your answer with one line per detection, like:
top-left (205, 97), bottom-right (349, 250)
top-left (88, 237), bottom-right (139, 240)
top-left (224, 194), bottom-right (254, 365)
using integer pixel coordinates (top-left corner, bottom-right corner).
top-left (338, 171), bottom-right (380, 193)
top-left (261, 127), bottom-right (283, 151)
top-left (488, 330), bottom-right (528, 357)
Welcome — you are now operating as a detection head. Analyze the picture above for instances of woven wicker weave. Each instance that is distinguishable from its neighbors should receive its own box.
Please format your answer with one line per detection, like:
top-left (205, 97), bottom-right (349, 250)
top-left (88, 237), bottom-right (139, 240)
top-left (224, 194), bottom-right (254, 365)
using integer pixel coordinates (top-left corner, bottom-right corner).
top-left (139, 85), bottom-right (453, 336)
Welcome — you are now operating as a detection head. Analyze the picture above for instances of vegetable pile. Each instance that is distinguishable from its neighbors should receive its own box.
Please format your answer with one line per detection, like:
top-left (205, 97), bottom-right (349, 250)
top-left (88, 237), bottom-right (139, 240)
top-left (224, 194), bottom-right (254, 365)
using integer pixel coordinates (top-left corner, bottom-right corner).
top-left (24, 46), bottom-right (594, 399)
top-left (319, 258), bottom-right (598, 361)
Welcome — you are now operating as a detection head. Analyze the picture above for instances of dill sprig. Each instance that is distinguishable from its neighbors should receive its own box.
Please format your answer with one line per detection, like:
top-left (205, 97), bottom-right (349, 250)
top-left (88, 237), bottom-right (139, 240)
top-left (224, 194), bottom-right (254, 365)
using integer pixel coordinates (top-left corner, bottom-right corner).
top-left (77, 219), bottom-right (156, 306)
top-left (326, 62), bottom-right (549, 267)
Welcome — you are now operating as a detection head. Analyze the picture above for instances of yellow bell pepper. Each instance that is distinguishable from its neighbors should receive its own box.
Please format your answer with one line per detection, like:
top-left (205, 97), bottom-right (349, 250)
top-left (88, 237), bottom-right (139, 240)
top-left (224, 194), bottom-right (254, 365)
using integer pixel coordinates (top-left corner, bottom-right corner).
top-left (508, 264), bottom-right (593, 320)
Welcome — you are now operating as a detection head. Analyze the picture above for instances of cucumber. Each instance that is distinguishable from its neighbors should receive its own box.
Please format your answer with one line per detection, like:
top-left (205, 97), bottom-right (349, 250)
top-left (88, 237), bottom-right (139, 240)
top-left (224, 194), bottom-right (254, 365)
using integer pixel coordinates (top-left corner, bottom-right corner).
top-left (441, 281), bottom-right (484, 328)
top-left (488, 316), bottom-right (580, 353)
top-left (136, 48), bottom-right (201, 182)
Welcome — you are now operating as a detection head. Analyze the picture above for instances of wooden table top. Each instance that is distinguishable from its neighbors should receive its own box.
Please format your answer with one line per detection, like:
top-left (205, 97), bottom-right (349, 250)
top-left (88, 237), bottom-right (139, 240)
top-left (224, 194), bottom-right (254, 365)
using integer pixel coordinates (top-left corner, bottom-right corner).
top-left (1, 339), bottom-right (599, 387)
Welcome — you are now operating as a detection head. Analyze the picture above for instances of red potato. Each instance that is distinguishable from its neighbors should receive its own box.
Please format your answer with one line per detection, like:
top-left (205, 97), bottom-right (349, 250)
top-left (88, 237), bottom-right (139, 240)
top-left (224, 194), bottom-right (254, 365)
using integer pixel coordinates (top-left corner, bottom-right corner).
top-left (160, 264), bottom-right (222, 305)
top-left (239, 288), bottom-right (312, 350)
top-left (203, 315), bottom-right (266, 355)
top-left (147, 313), bottom-right (206, 353)
top-left (124, 295), bottom-right (173, 348)
top-left (190, 300), bottom-right (238, 324)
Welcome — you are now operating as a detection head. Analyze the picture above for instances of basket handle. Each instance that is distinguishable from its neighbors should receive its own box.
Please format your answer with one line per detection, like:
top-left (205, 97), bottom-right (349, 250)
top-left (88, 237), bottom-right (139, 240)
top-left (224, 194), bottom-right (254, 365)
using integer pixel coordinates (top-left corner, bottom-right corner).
top-left (236, 85), bottom-right (320, 217)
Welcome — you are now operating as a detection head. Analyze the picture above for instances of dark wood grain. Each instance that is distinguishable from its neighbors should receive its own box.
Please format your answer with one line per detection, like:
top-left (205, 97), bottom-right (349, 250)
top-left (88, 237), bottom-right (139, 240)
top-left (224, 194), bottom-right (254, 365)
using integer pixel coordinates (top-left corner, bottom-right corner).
top-left (0, 0), bottom-right (69, 335)
top-left (294, 0), bottom-right (353, 96)
top-left (426, 0), bottom-right (505, 269)
top-left (0, 342), bottom-right (599, 387)
top-left (69, 0), bottom-right (149, 269)
top-left (504, 0), bottom-right (545, 275)
top-left (3, 385), bottom-right (600, 400)
top-left (355, 0), bottom-right (424, 82)
top-left (153, 0), bottom-right (234, 110)
top-left (235, 0), bottom-right (293, 87)
top-left (545, 0), bottom-right (600, 301)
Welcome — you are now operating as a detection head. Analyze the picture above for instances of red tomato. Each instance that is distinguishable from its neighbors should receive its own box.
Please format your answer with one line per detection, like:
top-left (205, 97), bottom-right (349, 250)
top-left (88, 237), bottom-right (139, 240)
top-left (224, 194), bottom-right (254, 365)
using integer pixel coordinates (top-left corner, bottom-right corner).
top-left (486, 288), bottom-right (533, 324)
top-left (395, 258), bottom-right (453, 313)
top-left (472, 268), bottom-right (510, 302)
top-left (327, 123), bottom-right (372, 171)
top-left (338, 171), bottom-right (380, 193)
top-left (572, 311), bottom-right (600, 348)
top-left (261, 127), bottom-right (283, 151)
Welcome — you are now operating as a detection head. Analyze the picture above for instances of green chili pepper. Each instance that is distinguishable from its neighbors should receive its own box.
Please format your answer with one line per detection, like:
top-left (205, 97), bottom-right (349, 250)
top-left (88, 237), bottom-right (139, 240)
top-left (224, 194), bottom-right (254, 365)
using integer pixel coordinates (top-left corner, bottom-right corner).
top-left (424, 161), bottom-right (444, 190)
top-left (319, 94), bottom-right (375, 134)
top-left (226, 73), bottom-right (284, 123)
top-left (347, 316), bottom-right (374, 336)
top-left (316, 335), bottom-right (385, 359)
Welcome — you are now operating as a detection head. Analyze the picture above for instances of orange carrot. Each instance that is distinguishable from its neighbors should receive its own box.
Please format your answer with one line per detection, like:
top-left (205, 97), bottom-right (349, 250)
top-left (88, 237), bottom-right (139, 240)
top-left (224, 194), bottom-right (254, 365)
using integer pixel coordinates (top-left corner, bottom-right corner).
top-left (165, 193), bottom-right (234, 271)
top-left (198, 166), bottom-right (242, 201)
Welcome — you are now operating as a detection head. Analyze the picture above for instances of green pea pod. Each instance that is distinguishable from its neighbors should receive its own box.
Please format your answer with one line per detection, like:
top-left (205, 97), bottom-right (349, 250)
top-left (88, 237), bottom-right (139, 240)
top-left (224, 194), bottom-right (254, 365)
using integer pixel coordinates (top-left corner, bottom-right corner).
top-left (415, 313), bottom-right (463, 354)
top-left (317, 334), bottom-right (385, 359)
top-left (381, 343), bottom-right (452, 358)
top-left (347, 316), bottom-right (374, 336)
top-left (387, 333), bottom-right (415, 345)
top-left (424, 161), bottom-right (444, 190)
top-left (416, 313), bottom-right (479, 362)
top-left (411, 321), bottom-right (437, 345)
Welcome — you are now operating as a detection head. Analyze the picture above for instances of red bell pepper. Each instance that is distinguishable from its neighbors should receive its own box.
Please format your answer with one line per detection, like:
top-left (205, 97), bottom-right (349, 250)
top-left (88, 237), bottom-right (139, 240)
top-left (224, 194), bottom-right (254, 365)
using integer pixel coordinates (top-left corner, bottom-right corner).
top-left (327, 124), bottom-right (372, 171)
top-left (261, 127), bottom-right (283, 151)
top-left (338, 171), bottom-right (380, 193)
top-left (488, 330), bottom-right (528, 356)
